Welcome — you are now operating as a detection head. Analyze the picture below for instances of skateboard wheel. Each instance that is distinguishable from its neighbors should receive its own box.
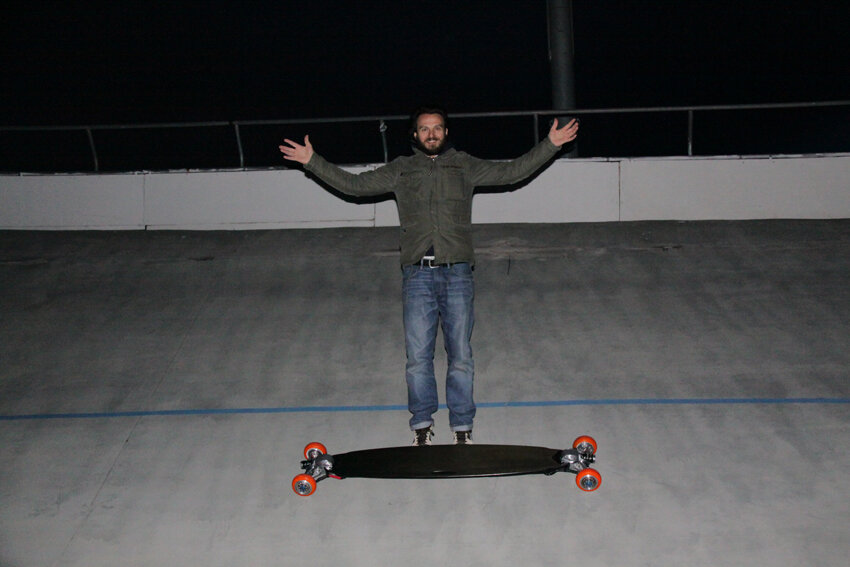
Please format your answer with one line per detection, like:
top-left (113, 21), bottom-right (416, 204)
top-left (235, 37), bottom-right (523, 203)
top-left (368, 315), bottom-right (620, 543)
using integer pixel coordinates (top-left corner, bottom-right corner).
top-left (304, 442), bottom-right (328, 460)
top-left (292, 474), bottom-right (317, 496)
top-left (573, 435), bottom-right (597, 456)
top-left (576, 468), bottom-right (601, 492)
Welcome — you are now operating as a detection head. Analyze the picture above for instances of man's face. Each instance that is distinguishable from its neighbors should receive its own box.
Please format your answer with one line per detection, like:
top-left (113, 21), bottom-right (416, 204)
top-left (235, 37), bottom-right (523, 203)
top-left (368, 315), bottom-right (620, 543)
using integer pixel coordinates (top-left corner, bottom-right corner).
top-left (413, 113), bottom-right (448, 156)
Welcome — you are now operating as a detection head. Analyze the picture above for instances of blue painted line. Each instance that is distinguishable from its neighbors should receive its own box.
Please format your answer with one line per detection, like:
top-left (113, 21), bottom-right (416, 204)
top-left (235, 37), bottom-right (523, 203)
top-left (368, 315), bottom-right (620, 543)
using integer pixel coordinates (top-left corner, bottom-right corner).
top-left (0, 404), bottom-right (409, 421)
top-left (479, 397), bottom-right (850, 408)
top-left (1, 397), bottom-right (848, 422)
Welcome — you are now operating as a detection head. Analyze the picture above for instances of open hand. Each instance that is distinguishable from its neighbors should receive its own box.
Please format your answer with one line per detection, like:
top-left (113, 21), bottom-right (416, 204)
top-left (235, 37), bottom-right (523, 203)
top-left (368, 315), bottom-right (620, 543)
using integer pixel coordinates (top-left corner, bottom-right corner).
top-left (279, 135), bottom-right (314, 164)
top-left (548, 118), bottom-right (580, 147)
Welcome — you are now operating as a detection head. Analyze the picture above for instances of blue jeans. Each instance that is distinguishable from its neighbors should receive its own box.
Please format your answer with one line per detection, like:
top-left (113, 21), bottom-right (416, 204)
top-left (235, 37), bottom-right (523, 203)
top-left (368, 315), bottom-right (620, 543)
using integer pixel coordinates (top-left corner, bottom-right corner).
top-left (402, 263), bottom-right (476, 432)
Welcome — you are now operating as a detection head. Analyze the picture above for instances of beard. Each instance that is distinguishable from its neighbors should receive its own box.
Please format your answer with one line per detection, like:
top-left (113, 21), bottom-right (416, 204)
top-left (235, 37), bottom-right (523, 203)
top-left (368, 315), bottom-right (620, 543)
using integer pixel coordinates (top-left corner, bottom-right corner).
top-left (414, 136), bottom-right (448, 156)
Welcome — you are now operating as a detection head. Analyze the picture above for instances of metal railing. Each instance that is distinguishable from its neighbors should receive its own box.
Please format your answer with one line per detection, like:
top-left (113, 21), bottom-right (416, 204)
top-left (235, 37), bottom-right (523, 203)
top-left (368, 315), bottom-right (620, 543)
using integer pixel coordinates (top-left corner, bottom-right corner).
top-left (2, 100), bottom-right (849, 174)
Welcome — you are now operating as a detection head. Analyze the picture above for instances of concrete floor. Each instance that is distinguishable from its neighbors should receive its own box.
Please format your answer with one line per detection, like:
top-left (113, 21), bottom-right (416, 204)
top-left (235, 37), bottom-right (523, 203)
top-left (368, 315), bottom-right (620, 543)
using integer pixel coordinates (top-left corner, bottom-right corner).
top-left (1, 220), bottom-right (849, 567)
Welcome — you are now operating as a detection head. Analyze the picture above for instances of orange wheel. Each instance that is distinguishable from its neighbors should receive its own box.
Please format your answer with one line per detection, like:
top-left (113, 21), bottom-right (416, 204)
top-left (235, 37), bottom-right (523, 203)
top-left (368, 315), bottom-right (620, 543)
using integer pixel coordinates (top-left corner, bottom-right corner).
top-left (304, 442), bottom-right (327, 460)
top-left (292, 474), bottom-right (317, 496)
top-left (573, 435), bottom-right (597, 456)
top-left (576, 468), bottom-right (601, 492)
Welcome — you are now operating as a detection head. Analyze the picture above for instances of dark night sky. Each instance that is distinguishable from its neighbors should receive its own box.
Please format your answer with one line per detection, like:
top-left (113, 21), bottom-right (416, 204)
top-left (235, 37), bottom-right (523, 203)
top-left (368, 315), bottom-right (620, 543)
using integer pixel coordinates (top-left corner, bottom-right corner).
top-left (2, 1), bottom-right (849, 170)
top-left (3, 0), bottom-right (850, 125)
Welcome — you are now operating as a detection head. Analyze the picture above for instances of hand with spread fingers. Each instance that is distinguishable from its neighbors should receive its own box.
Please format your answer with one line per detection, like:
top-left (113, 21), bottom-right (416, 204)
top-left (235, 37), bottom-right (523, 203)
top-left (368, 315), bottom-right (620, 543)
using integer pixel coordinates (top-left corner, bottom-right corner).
top-left (548, 118), bottom-right (580, 147)
top-left (279, 135), bottom-right (314, 164)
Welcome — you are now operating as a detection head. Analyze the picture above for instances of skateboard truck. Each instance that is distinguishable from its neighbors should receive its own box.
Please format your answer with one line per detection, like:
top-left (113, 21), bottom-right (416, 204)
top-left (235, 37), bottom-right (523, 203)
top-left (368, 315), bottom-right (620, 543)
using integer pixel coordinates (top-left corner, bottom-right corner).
top-left (556, 435), bottom-right (596, 472)
top-left (555, 435), bottom-right (600, 491)
top-left (293, 442), bottom-right (334, 496)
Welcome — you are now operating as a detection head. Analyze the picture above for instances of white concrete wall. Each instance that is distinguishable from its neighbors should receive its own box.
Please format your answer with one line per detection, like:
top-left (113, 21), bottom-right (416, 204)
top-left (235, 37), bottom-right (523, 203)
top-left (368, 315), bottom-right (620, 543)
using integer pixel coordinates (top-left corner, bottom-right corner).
top-left (620, 155), bottom-right (850, 221)
top-left (144, 168), bottom-right (377, 230)
top-left (0, 174), bottom-right (146, 230)
top-left (2, 155), bottom-right (849, 230)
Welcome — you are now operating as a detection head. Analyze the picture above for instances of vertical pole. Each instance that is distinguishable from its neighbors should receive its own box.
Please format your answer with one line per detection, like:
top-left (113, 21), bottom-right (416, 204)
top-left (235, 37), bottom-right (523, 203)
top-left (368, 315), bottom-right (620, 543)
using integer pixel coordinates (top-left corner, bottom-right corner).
top-left (379, 120), bottom-right (388, 163)
top-left (547, 0), bottom-right (577, 156)
top-left (233, 122), bottom-right (245, 169)
top-left (86, 128), bottom-right (99, 172)
top-left (687, 110), bottom-right (694, 156)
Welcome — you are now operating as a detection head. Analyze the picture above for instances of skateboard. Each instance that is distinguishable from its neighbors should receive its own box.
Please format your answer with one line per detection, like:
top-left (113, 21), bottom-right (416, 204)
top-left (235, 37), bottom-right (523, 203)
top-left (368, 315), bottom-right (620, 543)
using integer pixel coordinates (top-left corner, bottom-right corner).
top-left (292, 435), bottom-right (601, 496)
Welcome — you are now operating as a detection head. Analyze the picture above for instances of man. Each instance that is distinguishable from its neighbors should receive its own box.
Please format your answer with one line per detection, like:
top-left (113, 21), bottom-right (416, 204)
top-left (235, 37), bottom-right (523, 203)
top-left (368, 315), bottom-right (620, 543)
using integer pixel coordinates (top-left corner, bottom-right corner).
top-left (279, 107), bottom-right (579, 446)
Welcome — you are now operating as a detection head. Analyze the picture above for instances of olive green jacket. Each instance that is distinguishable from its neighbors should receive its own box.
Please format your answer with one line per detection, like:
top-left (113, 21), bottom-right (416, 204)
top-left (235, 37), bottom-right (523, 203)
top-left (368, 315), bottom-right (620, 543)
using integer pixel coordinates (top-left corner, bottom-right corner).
top-left (303, 137), bottom-right (561, 266)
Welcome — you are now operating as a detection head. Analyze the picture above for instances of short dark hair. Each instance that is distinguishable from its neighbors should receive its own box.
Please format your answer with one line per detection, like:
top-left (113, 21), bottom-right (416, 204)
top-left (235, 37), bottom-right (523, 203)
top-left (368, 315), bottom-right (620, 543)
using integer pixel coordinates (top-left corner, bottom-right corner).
top-left (409, 106), bottom-right (448, 137)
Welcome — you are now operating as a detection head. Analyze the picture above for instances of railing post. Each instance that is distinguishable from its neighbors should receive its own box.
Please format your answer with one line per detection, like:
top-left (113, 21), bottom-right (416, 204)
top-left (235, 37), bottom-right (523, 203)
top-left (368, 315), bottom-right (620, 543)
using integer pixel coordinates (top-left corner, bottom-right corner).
top-left (233, 122), bottom-right (245, 169)
top-left (687, 109), bottom-right (694, 156)
top-left (86, 128), bottom-right (99, 172)
top-left (379, 120), bottom-right (388, 163)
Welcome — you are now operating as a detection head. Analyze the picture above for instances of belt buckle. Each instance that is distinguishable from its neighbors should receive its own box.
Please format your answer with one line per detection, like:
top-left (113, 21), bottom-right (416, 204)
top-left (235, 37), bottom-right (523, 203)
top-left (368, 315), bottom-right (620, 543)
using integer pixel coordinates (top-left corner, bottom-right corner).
top-left (421, 255), bottom-right (437, 268)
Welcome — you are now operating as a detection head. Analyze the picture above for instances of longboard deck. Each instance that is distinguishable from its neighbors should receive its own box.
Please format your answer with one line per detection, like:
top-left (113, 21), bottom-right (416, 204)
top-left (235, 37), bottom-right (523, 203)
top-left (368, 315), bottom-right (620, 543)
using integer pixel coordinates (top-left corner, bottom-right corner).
top-left (331, 444), bottom-right (563, 479)
top-left (293, 437), bottom-right (601, 496)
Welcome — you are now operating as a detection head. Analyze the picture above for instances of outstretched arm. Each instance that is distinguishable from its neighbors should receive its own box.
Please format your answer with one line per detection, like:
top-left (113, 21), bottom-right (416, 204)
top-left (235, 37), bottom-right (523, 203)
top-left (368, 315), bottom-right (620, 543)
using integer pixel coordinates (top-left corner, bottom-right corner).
top-left (278, 134), bottom-right (398, 197)
top-left (465, 121), bottom-right (575, 187)
top-left (279, 135), bottom-right (314, 164)
top-left (548, 118), bottom-right (580, 147)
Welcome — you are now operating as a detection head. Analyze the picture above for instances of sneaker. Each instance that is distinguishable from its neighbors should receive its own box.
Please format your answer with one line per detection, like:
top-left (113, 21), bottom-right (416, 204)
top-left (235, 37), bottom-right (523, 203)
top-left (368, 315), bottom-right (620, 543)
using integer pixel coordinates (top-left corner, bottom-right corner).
top-left (412, 426), bottom-right (434, 446)
top-left (453, 430), bottom-right (473, 445)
